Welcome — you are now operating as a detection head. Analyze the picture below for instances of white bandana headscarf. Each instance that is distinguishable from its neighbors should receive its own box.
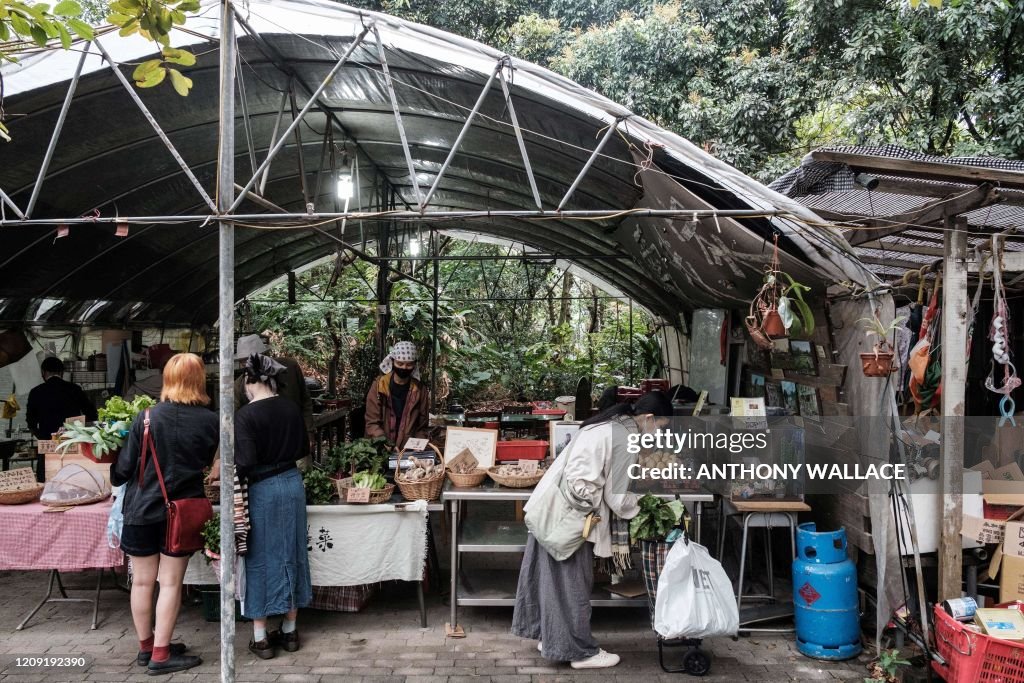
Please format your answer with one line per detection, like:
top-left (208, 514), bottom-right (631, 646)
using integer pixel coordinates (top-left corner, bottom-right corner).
top-left (380, 341), bottom-right (420, 378)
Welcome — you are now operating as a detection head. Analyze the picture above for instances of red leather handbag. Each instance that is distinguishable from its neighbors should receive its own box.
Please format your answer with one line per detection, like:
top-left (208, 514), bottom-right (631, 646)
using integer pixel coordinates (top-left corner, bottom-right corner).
top-left (139, 410), bottom-right (213, 554)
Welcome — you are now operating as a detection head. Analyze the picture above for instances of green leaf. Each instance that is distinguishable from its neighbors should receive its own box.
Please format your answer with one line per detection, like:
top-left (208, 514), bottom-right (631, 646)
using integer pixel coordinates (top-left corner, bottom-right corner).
top-left (53, 0), bottom-right (82, 17)
top-left (136, 66), bottom-right (167, 87)
top-left (66, 17), bottom-right (93, 39)
top-left (132, 58), bottom-right (163, 81)
top-left (56, 22), bottom-right (71, 48)
top-left (9, 13), bottom-right (32, 37)
top-left (117, 19), bottom-right (139, 36)
top-left (176, 0), bottom-right (200, 11)
top-left (30, 24), bottom-right (48, 46)
top-left (161, 47), bottom-right (195, 66)
top-left (168, 68), bottom-right (192, 96)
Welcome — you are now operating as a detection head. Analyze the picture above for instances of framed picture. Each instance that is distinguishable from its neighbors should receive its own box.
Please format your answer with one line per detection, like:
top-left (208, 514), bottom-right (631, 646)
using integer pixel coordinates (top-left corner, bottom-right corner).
top-left (443, 426), bottom-right (499, 469)
top-left (750, 373), bottom-right (766, 398)
top-left (789, 340), bottom-right (817, 375)
top-left (765, 382), bottom-right (782, 408)
top-left (781, 380), bottom-right (800, 415)
top-left (549, 420), bottom-right (582, 459)
top-left (797, 385), bottom-right (820, 419)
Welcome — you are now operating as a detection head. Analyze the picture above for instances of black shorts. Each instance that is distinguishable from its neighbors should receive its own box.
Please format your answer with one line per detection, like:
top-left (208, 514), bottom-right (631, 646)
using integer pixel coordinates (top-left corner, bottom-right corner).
top-left (119, 521), bottom-right (194, 558)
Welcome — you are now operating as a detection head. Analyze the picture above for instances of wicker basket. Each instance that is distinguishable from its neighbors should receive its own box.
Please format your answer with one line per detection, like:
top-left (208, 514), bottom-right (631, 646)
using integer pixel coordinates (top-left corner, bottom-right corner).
top-left (204, 481), bottom-right (220, 503)
top-left (334, 476), bottom-right (394, 504)
top-left (394, 444), bottom-right (446, 501)
top-left (447, 469), bottom-right (487, 488)
top-left (486, 466), bottom-right (545, 489)
top-left (0, 467), bottom-right (44, 505)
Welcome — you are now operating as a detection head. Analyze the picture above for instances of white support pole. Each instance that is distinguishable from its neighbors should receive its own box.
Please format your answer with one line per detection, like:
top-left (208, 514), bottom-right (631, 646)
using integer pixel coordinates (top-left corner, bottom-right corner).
top-left (217, 2), bottom-right (237, 681)
top-left (939, 215), bottom-right (968, 602)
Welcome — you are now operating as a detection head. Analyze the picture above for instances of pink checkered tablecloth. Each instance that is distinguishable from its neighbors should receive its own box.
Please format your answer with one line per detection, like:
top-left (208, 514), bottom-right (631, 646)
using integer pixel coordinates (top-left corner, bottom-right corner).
top-left (0, 500), bottom-right (123, 571)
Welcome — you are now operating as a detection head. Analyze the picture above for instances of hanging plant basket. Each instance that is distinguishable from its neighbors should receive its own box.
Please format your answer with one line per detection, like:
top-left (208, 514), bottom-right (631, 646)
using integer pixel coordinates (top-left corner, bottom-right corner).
top-left (860, 350), bottom-right (897, 377)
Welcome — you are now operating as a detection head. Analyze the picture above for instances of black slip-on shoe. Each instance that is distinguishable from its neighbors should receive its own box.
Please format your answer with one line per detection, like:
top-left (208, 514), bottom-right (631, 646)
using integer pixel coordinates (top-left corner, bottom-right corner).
top-left (137, 642), bottom-right (188, 666)
top-left (269, 629), bottom-right (300, 653)
top-left (248, 638), bottom-right (276, 660)
top-left (146, 653), bottom-right (202, 676)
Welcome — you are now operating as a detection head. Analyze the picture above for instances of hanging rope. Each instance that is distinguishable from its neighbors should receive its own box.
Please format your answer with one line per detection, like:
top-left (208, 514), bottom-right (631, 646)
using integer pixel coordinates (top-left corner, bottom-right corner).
top-left (985, 235), bottom-right (1021, 425)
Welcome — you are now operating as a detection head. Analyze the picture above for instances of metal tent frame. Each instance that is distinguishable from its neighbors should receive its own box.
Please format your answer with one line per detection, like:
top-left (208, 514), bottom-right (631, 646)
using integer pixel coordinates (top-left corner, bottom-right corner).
top-left (0, 2), bottom-right (885, 679)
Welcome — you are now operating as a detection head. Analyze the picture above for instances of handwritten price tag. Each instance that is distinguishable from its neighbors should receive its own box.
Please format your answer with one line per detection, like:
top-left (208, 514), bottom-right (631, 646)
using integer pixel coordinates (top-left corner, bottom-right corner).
top-left (518, 459), bottom-right (538, 474)
top-left (346, 487), bottom-right (371, 503)
top-left (404, 438), bottom-right (429, 451)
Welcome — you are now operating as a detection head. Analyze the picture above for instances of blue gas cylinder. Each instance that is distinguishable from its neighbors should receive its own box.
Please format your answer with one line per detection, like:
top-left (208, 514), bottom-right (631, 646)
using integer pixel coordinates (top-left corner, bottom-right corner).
top-left (792, 522), bottom-right (862, 660)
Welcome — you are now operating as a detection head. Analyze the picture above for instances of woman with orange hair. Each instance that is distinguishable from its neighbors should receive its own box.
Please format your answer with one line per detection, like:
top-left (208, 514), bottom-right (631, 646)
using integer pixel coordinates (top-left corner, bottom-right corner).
top-left (112, 353), bottom-right (218, 676)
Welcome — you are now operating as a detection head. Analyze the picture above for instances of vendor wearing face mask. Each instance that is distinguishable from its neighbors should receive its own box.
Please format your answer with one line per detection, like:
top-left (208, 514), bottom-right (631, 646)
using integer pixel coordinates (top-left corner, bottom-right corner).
top-left (364, 341), bottom-right (430, 450)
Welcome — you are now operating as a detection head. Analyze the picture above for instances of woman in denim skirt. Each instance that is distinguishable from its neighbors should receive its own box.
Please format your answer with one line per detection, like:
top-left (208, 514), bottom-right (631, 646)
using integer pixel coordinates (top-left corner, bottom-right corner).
top-left (234, 353), bottom-right (312, 659)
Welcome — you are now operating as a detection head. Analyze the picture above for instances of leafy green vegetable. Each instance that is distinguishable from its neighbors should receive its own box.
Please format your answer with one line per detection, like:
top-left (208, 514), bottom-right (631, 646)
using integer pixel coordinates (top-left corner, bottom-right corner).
top-left (352, 470), bottom-right (387, 490)
top-left (303, 467), bottom-right (335, 505)
top-left (629, 494), bottom-right (685, 542)
top-left (97, 395), bottom-right (156, 424)
top-left (201, 513), bottom-right (220, 559)
top-left (328, 437), bottom-right (390, 477)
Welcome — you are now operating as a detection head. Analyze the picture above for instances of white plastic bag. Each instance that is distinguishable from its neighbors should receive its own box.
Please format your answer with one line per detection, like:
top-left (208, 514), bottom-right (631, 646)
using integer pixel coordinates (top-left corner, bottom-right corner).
top-left (654, 539), bottom-right (739, 639)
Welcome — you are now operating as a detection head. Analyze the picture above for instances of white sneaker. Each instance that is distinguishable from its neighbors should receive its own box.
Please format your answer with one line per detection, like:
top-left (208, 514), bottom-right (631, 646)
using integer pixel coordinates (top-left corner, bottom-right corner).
top-left (537, 641), bottom-right (543, 652)
top-left (571, 649), bottom-right (620, 669)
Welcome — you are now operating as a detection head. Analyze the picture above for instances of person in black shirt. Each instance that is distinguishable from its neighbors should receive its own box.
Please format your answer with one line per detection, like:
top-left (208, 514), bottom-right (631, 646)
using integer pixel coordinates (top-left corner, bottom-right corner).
top-left (234, 353), bottom-right (312, 659)
top-left (25, 357), bottom-right (97, 438)
top-left (111, 353), bottom-right (217, 675)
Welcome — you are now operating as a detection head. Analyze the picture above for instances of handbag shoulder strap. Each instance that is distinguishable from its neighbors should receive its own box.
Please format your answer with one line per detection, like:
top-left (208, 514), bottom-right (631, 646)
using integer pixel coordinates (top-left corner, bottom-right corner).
top-left (139, 409), bottom-right (171, 505)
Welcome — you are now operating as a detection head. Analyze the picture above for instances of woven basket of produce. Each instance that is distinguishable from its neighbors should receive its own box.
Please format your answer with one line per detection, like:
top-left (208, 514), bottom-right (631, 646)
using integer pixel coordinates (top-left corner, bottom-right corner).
top-left (0, 467), bottom-right (44, 505)
top-left (487, 464), bottom-right (545, 489)
top-left (395, 443), bottom-right (445, 501)
top-left (335, 474), bottom-right (394, 504)
top-left (447, 466), bottom-right (487, 488)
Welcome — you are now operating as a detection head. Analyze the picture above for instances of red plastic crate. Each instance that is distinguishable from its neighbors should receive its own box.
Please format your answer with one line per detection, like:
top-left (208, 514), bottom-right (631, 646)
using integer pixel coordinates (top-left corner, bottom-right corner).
top-left (932, 605), bottom-right (1024, 682)
top-left (531, 409), bottom-right (566, 416)
top-left (496, 440), bottom-right (549, 461)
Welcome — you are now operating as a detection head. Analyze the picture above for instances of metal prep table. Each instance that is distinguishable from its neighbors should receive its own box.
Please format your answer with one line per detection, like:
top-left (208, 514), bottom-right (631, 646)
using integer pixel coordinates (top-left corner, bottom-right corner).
top-left (441, 480), bottom-right (715, 636)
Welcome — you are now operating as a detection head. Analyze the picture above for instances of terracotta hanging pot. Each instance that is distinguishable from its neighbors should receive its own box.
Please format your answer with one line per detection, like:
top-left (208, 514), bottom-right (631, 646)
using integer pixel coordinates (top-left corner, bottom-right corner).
top-left (762, 309), bottom-right (787, 339)
top-left (860, 350), bottom-right (897, 377)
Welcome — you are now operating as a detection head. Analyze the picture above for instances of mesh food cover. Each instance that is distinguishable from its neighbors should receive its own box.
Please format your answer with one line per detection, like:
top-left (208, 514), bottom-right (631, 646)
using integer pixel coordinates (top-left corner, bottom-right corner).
top-left (41, 464), bottom-right (111, 506)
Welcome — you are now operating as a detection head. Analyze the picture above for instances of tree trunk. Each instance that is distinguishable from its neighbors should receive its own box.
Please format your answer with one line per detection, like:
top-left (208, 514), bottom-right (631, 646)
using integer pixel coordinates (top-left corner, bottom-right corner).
top-left (558, 272), bottom-right (573, 327)
top-left (588, 284), bottom-right (600, 333)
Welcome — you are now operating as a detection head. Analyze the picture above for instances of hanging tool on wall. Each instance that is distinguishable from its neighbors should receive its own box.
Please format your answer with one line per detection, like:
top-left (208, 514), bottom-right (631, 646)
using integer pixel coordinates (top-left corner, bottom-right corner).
top-left (985, 236), bottom-right (1021, 426)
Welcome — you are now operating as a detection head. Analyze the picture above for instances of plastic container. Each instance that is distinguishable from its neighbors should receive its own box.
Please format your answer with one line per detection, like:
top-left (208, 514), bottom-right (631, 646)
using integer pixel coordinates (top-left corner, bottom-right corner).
top-left (495, 440), bottom-right (549, 461)
top-left (555, 396), bottom-right (576, 420)
top-left (531, 408), bottom-right (566, 416)
top-left (932, 604), bottom-right (1024, 682)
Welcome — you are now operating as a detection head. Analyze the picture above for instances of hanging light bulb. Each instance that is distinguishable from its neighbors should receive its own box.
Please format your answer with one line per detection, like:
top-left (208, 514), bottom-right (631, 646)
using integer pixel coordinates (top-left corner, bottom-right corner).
top-left (409, 238), bottom-right (421, 257)
top-left (337, 168), bottom-right (353, 200)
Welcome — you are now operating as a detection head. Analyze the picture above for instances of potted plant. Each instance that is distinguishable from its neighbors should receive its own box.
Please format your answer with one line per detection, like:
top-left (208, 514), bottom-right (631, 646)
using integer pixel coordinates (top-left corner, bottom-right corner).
top-left (858, 313), bottom-right (905, 377)
top-left (55, 420), bottom-right (128, 463)
top-left (746, 236), bottom-right (815, 344)
top-left (201, 513), bottom-right (221, 568)
top-left (630, 494), bottom-right (686, 616)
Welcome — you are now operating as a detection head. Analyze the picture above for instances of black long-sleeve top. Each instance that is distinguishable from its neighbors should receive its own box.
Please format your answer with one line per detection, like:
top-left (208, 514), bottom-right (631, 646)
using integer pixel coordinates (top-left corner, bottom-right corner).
top-left (111, 402), bottom-right (218, 525)
top-left (26, 377), bottom-right (98, 439)
top-left (235, 395), bottom-right (307, 478)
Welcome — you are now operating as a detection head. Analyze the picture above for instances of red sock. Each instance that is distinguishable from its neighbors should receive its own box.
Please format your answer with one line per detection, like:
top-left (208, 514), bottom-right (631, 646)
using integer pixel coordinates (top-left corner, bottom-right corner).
top-left (151, 645), bottom-right (170, 663)
top-left (139, 636), bottom-right (154, 653)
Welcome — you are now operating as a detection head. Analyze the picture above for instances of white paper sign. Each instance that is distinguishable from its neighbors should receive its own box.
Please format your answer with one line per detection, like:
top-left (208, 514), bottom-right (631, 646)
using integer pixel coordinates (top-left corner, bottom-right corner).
top-left (403, 438), bottom-right (429, 451)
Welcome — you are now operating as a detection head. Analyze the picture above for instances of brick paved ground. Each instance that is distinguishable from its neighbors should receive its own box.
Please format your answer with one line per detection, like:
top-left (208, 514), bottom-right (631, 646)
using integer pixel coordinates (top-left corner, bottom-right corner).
top-left (0, 569), bottom-right (872, 683)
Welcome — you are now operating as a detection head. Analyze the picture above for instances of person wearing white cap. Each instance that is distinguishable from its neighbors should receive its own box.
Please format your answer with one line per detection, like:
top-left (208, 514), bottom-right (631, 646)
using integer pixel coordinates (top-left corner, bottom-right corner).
top-left (364, 341), bottom-right (429, 449)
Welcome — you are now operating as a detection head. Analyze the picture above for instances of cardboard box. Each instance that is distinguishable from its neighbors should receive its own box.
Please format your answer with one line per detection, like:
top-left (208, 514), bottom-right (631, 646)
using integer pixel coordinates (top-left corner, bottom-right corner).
top-left (44, 452), bottom-right (112, 486)
top-left (1003, 556), bottom-right (1024, 605)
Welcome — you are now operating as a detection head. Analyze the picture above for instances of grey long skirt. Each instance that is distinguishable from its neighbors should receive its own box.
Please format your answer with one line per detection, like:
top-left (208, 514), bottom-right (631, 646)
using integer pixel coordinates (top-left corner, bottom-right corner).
top-left (511, 534), bottom-right (599, 662)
